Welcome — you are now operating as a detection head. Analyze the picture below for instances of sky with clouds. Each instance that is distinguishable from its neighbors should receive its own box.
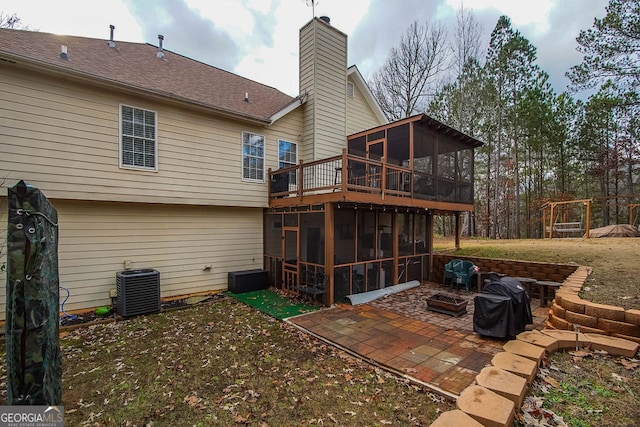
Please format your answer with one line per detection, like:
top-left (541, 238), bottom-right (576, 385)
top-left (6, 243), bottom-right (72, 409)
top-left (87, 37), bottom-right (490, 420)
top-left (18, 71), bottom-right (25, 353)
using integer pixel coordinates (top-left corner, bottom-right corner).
top-left (2, 0), bottom-right (608, 97)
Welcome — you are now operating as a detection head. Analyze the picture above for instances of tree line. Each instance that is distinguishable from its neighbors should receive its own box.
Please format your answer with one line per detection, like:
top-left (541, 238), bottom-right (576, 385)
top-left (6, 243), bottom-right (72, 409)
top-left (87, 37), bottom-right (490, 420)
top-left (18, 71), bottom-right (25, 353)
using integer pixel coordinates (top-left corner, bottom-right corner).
top-left (369, 0), bottom-right (640, 238)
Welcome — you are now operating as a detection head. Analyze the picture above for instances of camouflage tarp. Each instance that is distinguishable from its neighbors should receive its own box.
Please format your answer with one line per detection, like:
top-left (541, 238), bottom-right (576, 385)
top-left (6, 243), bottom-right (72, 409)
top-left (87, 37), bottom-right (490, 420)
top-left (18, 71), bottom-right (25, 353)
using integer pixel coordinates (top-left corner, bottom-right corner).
top-left (5, 180), bottom-right (61, 405)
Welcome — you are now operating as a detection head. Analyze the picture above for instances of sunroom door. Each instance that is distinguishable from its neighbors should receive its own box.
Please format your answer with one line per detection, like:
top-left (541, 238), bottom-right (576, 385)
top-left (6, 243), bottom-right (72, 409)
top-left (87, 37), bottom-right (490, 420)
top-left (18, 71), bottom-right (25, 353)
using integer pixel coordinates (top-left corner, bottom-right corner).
top-left (282, 228), bottom-right (299, 294)
top-left (366, 140), bottom-right (384, 188)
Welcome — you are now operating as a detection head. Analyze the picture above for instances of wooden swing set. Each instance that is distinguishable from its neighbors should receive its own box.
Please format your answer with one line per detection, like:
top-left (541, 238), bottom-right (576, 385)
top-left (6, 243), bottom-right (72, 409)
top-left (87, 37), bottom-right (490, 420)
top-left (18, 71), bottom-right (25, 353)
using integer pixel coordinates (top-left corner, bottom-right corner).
top-left (630, 204), bottom-right (640, 229)
top-left (541, 199), bottom-right (592, 239)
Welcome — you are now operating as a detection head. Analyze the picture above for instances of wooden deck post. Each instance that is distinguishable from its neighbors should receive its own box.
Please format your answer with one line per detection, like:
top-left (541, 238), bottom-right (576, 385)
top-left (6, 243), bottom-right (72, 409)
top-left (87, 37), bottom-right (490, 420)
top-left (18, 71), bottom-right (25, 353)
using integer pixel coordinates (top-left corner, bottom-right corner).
top-left (392, 210), bottom-right (399, 285)
top-left (455, 211), bottom-right (461, 250)
top-left (341, 148), bottom-right (348, 193)
top-left (324, 201), bottom-right (335, 306)
top-left (585, 199), bottom-right (591, 239)
top-left (426, 212), bottom-right (434, 281)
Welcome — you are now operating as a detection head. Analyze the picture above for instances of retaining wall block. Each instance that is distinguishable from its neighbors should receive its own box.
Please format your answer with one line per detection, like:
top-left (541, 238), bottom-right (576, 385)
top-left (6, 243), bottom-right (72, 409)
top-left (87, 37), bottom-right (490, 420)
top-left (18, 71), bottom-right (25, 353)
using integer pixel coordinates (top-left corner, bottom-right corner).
top-left (430, 410), bottom-right (484, 427)
top-left (540, 330), bottom-right (590, 350)
top-left (612, 333), bottom-right (640, 345)
top-left (490, 352), bottom-right (538, 384)
top-left (550, 314), bottom-right (573, 330)
top-left (576, 325), bottom-right (608, 335)
top-left (597, 318), bottom-right (640, 337)
top-left (545, 320), bottom-right (555, 329)
top-left (625, 309), bottom-right (640, 326)
top-left (456, 385), bottom-right (515, 427)
top-left (559, 294), bottom-right (586, 314)
top-left (584, 333), bottom-right (639, 357)
top-left (503, 341), bottom-right (546, 365)
top-left (564, 311), bottom-right (599, 329)
top-left (475, 366), bottom-right (528, 408)
top-left (516, 330), bottom-right (558, 352)
top-left (551, 302), bottom-right (566, 319)
top-left (584, 302), bottom-right (626, 322)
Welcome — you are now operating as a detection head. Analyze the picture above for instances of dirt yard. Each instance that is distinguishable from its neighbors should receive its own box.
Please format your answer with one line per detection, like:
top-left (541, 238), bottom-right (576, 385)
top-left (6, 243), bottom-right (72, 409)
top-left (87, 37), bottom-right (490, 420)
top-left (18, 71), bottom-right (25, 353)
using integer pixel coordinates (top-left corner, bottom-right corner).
top-left (435, 237), bottom-right (640, 310)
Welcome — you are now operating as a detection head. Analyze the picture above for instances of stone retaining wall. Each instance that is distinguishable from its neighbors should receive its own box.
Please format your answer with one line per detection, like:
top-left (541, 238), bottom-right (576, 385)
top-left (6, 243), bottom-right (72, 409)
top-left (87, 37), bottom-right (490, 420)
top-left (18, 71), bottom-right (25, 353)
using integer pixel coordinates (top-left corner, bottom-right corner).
top-left (432, 253), bottom-right (579, 284)
top-left (550, 266), bottom-right (640, 343)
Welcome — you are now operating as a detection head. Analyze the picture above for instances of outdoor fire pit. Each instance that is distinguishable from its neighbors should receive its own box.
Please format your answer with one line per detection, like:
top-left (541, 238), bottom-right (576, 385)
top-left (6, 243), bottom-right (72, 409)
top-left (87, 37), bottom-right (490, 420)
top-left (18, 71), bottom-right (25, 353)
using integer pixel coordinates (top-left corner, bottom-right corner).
top-left (426, 293), bottom-right (468, 317)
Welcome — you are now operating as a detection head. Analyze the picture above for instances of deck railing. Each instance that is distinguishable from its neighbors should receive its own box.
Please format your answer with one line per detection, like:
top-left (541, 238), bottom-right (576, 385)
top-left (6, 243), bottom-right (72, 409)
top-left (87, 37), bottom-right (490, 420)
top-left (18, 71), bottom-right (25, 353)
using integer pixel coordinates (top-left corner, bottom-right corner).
top-left (268, 149), bottom-right (474, 204)
top-left (268, 149), bottom-right (413, 200)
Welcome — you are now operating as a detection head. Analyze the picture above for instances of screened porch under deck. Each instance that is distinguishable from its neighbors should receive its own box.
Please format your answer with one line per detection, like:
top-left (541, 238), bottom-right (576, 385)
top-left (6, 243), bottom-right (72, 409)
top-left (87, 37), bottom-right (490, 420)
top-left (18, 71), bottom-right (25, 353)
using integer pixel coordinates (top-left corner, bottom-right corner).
top-left (264, 114), bottom-right (483, 305)
top-left (264, 204), bottom-right (434, 305)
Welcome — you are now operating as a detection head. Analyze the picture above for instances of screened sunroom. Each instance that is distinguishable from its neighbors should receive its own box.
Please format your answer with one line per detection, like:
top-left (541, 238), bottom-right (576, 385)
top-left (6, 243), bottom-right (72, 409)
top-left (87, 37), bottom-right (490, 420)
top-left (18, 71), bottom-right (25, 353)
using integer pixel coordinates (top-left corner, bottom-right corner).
top-left (264, 114), bottom-right (483, 305)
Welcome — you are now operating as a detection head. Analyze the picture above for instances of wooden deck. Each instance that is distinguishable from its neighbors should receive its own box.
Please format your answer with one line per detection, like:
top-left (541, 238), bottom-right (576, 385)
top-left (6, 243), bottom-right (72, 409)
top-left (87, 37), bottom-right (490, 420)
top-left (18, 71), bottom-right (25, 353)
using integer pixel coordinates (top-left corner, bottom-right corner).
top-left (268, 149), bottom-right (475, 212)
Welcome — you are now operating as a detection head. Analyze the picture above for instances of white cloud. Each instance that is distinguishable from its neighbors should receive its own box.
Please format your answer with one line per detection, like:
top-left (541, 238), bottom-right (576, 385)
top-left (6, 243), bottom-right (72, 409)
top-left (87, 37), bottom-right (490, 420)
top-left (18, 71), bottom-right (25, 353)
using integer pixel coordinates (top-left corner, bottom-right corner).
top-left (185, 0), bottom-right (256, 38)
top-left (445, 0), bottom-right (554, 33)
top-left (2, 0), bottom-right (143, 42)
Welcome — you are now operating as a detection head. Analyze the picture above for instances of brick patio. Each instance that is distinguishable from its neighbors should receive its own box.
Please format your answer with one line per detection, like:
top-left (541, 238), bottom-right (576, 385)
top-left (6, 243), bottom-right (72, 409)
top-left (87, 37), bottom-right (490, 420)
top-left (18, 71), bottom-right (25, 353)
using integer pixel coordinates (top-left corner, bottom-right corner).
top-left (288, 282), bottom-right (549, 397)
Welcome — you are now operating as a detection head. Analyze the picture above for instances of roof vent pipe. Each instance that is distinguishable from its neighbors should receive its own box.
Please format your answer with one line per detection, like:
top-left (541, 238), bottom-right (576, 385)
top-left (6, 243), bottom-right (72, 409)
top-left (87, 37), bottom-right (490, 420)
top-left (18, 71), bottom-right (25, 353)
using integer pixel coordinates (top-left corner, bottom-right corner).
top-left (157, 34), bottom-right (165, 59)
top-left (319, 16), bottom-right (330, 24)
top-left (59, 45), bottom-right (68, 60)
top-left (108, 25), bottom-right (115, 48)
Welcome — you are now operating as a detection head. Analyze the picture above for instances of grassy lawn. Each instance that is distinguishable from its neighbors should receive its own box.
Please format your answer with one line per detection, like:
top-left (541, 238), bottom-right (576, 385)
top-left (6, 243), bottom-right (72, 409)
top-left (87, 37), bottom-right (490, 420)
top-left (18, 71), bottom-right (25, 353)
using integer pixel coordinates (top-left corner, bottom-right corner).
top-left (524, 350), bottom-right (640, 427)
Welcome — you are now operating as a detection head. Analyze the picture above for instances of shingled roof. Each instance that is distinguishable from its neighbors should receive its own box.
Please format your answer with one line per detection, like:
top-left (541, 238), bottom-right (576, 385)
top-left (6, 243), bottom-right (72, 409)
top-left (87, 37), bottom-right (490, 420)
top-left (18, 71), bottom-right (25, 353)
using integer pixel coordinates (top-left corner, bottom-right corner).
top-left (0, 28), bottom-right (298, 124)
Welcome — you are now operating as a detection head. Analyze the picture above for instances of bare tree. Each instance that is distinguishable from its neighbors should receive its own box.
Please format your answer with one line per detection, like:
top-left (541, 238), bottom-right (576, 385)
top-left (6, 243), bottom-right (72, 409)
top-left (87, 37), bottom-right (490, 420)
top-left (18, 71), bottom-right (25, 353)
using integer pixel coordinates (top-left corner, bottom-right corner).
top-left (0, 12), bottom-right (31, 29)
top-left (369, 20), bottom-right (449, 121)
top-left (452, 3), bottom-right (484, 77)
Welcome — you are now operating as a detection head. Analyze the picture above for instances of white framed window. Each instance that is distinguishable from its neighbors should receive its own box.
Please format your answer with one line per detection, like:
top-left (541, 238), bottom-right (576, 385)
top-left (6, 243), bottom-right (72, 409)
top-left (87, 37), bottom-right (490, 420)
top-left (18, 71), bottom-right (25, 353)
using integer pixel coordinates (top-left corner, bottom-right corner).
top-left (278, 139), bottom-right (298, 185)
top-left (242, 131), bottom-right (265, 181)
top-left (120, 104), bottom-right (157, 171)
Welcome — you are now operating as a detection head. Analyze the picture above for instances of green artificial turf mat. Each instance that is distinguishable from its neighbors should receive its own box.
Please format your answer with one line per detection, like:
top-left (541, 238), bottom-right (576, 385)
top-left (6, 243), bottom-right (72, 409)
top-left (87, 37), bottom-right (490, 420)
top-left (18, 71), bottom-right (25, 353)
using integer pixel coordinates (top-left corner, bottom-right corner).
top-left (224, 289), bottom-right (320, 320)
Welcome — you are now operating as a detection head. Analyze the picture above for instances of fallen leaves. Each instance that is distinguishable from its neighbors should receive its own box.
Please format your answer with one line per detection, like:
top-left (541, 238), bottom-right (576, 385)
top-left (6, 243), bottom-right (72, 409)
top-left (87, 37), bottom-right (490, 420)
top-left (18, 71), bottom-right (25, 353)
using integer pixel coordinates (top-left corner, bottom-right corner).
top-left (620, 359), bottom-right (639, 370)
top-left (543, 375), bottom-right (560, 389)
top-left (16, 296), bottom-right (459, 426)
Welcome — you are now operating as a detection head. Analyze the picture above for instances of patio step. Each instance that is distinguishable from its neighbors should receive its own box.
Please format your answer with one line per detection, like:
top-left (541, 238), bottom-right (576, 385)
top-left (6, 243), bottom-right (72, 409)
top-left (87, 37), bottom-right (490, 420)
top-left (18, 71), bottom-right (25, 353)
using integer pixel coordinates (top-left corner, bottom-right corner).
top-left (584, 333), bottom-right (639, 357)
top-left (430, 409), bottom-right (483, 427)
top-left (456, 385), bottom-right (515, 427)
top-left (475, 366), bottom-right (528, 408)
top-left (540, 329), bottom-right (590, 350)
top-left (503, 340), bottom-right (546, 365)
top-left (516, 330), bottom-right (558, 352)
top-left (490, 351), bottom-right (538, 384)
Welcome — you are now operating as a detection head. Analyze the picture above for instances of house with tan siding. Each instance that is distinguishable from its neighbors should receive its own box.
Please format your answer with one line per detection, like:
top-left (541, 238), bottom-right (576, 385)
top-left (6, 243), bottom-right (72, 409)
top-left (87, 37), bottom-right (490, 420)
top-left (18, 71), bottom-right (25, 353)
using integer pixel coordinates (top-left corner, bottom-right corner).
top-left (0, 17), bottom-right (387, 319)
top-left (0, 16), bottom-right (483, 319)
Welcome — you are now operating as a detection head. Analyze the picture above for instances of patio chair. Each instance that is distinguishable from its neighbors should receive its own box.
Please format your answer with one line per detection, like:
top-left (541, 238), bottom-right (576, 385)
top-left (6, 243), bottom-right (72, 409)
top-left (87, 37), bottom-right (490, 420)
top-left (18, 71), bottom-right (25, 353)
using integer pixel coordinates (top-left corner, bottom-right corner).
top-left (443, 259), bottom-right (462, 287)
top-left (453, 260), bottom-right (476, 292)
top-left (297, 270), bottom-right (327, 304)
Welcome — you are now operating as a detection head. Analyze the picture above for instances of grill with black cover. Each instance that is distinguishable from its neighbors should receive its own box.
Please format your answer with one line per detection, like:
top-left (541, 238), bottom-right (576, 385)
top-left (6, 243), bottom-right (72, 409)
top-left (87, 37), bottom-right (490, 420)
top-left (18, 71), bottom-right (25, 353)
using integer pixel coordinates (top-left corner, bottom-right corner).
top-left (473, 273), bottom-right (532, 338)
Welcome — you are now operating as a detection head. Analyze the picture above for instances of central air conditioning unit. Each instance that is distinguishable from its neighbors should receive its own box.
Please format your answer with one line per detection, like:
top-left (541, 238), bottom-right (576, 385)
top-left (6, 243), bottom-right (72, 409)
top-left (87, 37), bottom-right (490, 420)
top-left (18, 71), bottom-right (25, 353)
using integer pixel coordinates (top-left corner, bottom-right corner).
top-left (116, 269), bottom-right (161, 316)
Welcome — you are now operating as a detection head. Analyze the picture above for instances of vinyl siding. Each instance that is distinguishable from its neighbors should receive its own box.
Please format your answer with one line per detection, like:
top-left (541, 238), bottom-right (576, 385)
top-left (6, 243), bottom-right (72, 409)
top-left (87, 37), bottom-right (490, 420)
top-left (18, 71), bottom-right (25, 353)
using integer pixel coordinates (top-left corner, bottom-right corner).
top-left (0, 66), bottom-right (304, 208)
top-left (299, 19), bottom-right (347, 162)
top-left (346, 77), bottom-right (383, 134)
top-left (0, 198), bottom-right (264, 320)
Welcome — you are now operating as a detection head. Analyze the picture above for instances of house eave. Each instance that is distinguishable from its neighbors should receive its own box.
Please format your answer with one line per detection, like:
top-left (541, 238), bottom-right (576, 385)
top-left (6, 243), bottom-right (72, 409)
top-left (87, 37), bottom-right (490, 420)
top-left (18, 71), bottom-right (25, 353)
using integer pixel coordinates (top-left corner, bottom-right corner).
top-left (267, 93), bottom-right (307, 125)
